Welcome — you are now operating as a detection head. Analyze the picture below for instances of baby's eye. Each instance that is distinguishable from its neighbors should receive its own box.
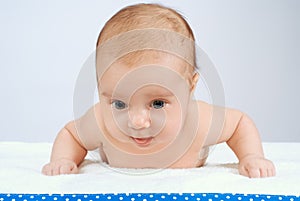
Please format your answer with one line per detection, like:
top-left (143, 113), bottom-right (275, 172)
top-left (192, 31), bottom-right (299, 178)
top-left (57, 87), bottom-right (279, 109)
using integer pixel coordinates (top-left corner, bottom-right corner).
top-left (112, 100), bottom-right (127, 110)
top-left (151, 100), bottom-right (165, 109)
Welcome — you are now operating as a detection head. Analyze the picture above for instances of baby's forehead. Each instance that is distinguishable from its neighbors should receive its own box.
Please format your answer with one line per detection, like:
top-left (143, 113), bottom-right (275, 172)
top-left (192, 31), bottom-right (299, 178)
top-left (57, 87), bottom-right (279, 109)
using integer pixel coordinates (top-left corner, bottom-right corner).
top-left (97, 51), bottom-right (194, 97)
top-left (100, 62), bottom-right (191, 102)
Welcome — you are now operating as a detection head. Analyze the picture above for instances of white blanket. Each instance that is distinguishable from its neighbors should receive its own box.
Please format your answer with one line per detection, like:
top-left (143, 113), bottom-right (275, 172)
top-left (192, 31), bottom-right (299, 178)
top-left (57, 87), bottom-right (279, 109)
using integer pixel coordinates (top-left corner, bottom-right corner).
top-left (0, 142), bottom-right (299, 195)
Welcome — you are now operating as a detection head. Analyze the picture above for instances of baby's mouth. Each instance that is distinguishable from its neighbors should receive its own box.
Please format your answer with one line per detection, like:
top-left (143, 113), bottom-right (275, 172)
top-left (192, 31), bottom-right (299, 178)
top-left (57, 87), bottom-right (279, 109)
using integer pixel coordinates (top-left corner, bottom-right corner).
top-left (130, 137), bottom-right (154, 147)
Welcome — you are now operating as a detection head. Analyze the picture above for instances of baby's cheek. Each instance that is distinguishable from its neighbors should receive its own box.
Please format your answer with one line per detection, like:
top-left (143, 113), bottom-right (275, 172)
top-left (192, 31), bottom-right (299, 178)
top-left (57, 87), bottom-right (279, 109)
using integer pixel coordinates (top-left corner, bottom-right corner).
top-left (99, 105), bottom-right (126, 140)
top-left (156, 123), bottom-right (181, 144)
top-left (157, 110), bottom-right (183, 142)
top-left (167, 103), bottom-right (184, 127)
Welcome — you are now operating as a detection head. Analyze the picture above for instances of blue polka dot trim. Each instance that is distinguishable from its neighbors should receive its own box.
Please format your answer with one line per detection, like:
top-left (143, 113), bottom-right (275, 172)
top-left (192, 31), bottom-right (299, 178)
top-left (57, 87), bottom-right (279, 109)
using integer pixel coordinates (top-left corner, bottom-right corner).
top-left (0, 193), bottom-right (299, 201)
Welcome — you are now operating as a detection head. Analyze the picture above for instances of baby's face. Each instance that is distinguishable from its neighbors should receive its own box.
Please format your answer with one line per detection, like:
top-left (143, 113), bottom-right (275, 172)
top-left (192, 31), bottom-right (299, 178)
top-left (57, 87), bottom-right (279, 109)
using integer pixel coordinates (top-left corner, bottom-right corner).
top-left (98, 54), bottom-right (194, 153)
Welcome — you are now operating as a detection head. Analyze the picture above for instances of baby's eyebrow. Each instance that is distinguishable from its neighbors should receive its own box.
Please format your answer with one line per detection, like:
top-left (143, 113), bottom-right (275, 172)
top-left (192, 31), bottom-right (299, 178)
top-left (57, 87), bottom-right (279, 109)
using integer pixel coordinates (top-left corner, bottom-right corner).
top-left (100, 92), bottom-right (110, 97)
top-left (101, 92), bottom-right (126, 99)
top-left (101, 91), bottom-right (174, 98)
top-left (146, 91), bottom-right (174, 98)
top-left (100, 92), bottom-right (118, 98)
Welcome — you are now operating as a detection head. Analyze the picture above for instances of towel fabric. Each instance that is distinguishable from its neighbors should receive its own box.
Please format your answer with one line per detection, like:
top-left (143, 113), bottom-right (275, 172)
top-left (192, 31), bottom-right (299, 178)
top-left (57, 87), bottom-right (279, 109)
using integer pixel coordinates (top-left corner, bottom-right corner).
top-left (0, 142), bottom-right (299, 196)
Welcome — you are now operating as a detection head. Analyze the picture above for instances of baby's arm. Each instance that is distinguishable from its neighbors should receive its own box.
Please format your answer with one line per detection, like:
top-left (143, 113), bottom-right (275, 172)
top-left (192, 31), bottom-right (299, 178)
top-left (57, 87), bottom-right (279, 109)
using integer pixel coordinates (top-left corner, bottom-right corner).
top-left (217, 109), bottom-right (275, 178)
top-left (42, 121), bottom-right (87, 176)
top-left (42, 103), bottom-right (102, 176)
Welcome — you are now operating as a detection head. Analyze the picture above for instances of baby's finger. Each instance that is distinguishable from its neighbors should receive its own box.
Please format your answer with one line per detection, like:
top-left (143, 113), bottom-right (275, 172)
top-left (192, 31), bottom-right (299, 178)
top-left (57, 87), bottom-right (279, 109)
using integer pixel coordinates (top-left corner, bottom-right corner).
top-left (43, 164), bottom-right (54, 176)
top-left (259, 168), bottom-right (268, 178)
top-left (267, 168), bottom-right (273, 177)
top-left (60, 165), bottom-right (73, 175)
top-left (271, 163), bottom-right (276, 176)
top-left (70, 165), bottom-right (79, 174)
top-left (45, 169), bottom-right (53, 176)
top-left (268, 166), bottom-right (276, 177)
top-left (248, 168), bottom-right (260, 178)
top-left (238, 166), bottom-right (248, 177)
top-left (42, 164), bottom-right (50, 175)
top-left (52, 165), bottom-right (61, 176)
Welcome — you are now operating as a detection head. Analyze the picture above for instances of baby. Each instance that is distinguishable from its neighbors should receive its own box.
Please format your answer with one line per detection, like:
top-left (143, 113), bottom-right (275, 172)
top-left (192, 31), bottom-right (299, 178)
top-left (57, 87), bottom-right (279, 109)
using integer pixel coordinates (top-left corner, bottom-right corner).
top-left (42, 3), bottom-right (275, 178)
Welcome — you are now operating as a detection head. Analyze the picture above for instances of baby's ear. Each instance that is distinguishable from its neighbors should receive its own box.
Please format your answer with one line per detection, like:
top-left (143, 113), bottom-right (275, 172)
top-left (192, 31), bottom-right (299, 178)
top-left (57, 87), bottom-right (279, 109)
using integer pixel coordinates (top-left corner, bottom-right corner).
top-left (190, 72), bottom-right (199, 92)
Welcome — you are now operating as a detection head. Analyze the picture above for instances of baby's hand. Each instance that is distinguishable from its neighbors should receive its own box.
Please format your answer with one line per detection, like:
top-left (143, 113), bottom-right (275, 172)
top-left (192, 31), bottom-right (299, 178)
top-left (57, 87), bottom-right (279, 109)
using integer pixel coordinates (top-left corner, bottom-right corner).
top-left (238, 155), bottom-right (276, 178)
top-left (42, 158), bottom-right (78, 176)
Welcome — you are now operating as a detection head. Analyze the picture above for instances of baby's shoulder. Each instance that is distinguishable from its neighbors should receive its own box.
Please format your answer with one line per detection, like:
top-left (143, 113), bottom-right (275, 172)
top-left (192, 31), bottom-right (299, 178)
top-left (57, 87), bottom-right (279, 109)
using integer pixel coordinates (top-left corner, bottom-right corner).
top-left (74, 102), bottom-right (103, 150)
top-left (195, 100), bottom-right (214, 115)
top-left (195, 100), bottom-right (243, 117)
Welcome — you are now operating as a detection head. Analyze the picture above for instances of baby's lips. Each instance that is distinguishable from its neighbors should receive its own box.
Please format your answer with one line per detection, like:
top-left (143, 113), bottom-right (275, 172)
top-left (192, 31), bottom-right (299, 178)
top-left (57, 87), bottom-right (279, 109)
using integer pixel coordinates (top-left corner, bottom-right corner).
top-left (131, 137), bottom-right (153, 146)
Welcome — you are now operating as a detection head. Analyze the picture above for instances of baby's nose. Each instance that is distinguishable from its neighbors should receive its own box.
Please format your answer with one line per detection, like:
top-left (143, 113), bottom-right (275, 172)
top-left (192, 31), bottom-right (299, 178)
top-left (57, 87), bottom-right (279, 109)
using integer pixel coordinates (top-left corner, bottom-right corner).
top-left (128, 109), bottom-right (151, 130)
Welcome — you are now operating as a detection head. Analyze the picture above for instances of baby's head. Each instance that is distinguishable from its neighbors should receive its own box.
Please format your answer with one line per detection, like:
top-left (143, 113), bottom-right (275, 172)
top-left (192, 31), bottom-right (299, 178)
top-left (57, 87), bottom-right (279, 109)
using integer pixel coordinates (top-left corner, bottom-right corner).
top-left (96, 3), bottom-right (198, 87)
top-left (95, 4), bottom-right (199, 153)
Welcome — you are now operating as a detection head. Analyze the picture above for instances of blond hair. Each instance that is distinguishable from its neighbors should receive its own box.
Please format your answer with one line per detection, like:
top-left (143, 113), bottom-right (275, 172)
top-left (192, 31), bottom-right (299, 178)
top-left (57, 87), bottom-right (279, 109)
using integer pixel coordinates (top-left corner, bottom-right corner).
top-left (96, 3), bottom-right (197, 79)
top-left (96, 3), bottom-right (194, 45)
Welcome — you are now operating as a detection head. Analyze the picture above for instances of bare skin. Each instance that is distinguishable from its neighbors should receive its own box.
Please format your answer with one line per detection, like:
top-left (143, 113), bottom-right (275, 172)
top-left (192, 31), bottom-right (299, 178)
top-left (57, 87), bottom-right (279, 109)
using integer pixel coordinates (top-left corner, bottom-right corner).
top-left (42, 56), bottom-right (275, 178)
top-left (42, 101), bottom-right (275, 178)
